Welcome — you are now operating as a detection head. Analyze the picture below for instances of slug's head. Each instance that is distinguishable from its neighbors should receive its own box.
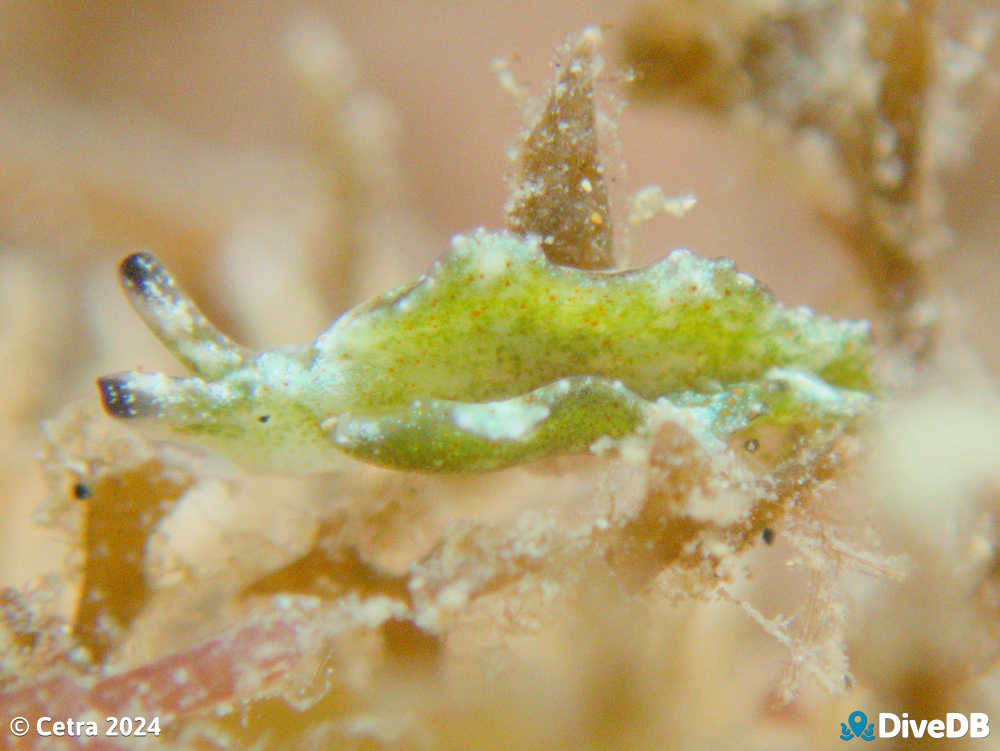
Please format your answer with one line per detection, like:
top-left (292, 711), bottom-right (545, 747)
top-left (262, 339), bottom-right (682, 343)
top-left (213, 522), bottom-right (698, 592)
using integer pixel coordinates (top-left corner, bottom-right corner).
top-left (97, 253), bottom-right (328, 472)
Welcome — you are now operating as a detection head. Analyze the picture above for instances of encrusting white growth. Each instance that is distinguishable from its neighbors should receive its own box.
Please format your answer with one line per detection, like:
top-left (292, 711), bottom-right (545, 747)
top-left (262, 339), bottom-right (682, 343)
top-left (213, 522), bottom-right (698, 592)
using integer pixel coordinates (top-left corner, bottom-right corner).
top-left (452, 400), bottom-right (551, 441)
top-left (452, 231), bottom-right (515, 280)
top-left (628, 185), bottom-right (698, 226)
top-left (98, 229), bottom-right (874, 473)
top-left (766, 368), bottom-right (850, 408)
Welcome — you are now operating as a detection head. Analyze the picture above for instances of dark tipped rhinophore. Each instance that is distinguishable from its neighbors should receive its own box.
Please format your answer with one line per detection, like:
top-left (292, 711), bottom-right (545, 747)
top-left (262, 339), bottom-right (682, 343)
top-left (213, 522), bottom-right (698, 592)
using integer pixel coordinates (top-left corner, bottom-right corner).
top-left (119, 252), bottom-right (177, 308)
top-left (97, 374), bottom-right (151, 419)
top-left (111, 251), bottom-right (252, 379)
top-left (119, 252), bottom-right (160, 288)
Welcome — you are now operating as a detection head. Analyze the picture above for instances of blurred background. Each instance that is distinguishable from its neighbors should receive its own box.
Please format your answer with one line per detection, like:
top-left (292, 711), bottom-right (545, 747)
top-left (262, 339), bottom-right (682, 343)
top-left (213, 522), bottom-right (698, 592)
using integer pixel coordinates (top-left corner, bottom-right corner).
top-left (2, 2), bottom-right (1000, 747)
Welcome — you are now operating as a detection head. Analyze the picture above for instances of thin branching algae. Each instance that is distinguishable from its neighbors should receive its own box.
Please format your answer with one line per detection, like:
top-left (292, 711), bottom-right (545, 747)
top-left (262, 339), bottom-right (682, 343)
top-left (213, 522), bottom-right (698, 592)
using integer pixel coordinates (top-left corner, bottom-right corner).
top-left (97, 229), bottom-right (873, 473)
top-left (623, 1), bottom-right (998, 353)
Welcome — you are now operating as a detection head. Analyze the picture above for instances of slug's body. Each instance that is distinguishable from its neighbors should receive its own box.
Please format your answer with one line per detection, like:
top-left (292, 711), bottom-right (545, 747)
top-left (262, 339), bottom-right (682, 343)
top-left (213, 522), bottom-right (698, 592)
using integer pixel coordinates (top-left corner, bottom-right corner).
top-left (98, 230), bottom-right (873, 473)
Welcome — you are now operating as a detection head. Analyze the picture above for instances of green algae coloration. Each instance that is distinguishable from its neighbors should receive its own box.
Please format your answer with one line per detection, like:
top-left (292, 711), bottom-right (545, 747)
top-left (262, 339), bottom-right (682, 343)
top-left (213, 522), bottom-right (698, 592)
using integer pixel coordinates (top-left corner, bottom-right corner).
top-left (98, 229), bottom-right (873, 473)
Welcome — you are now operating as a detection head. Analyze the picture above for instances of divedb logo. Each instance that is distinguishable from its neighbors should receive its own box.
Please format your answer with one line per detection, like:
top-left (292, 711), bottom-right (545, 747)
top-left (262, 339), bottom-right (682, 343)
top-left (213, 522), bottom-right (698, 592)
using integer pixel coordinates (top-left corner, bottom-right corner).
top-left (840, 710), bottom-right (990, 741)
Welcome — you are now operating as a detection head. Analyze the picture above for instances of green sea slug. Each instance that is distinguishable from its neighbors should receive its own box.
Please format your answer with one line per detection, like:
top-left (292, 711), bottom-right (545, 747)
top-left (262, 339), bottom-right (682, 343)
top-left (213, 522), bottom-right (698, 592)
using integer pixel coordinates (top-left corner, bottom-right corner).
top-left (97, 229), bottom-right (873, 473)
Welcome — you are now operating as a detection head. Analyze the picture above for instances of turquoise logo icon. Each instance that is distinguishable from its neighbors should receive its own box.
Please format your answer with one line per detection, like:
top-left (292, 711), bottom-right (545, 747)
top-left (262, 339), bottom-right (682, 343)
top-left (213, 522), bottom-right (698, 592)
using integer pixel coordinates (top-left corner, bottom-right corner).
top-left (841, 711), bottom-right (876, 741)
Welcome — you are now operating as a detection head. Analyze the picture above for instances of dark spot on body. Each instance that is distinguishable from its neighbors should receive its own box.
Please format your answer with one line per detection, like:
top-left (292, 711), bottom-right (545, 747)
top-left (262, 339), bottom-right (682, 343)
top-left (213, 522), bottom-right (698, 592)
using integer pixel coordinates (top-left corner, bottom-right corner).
top-left (762, 527), bottom-right (775, 545)
top-left (258, 415), bottom-right (271, 423)
top-left (73, 482), bottom-right (93, 500)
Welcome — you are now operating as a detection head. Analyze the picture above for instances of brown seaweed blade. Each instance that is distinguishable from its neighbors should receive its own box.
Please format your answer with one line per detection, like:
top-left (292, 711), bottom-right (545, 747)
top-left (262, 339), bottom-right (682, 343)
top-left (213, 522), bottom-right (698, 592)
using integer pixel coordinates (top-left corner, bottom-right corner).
top-left (506, 27), bottom-right (615, 270)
